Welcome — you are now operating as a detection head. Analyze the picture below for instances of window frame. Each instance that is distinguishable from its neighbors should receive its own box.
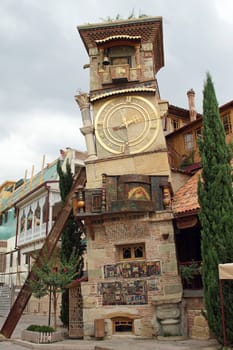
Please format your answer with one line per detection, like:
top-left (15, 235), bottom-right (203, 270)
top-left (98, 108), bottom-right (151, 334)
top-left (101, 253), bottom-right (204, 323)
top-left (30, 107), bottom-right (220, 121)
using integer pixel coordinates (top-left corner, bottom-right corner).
top-left (17, 250), bottom-right (21, 266)
top-left (171, 118), bottom-right (180, 131)
top-left (184, 132), bottom-right (194, 152)
top-left (91, 192), bottom-right (102, 212)
top-left (9, 252), bottom-right (13, 268)
top-left (112, 317), bottom-right (134, 334)
top-left (222, 112), bottom-right (232, 135)
top-left (119, 243), bottom-right (145, 261)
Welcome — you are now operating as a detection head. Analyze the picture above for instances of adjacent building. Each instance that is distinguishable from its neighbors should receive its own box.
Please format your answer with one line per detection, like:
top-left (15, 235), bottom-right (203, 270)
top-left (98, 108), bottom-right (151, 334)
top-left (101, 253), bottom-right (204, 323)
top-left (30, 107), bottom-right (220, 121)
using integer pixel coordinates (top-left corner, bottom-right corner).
top-left (0, 148), bottom-right (87, 315)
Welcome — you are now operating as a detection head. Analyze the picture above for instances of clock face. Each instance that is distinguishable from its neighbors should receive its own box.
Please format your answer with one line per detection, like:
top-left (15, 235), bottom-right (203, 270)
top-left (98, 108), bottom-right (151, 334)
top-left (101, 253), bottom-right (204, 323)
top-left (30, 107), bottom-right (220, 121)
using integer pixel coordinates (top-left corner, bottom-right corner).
top-left (95, 95), bottom-right (159, 154)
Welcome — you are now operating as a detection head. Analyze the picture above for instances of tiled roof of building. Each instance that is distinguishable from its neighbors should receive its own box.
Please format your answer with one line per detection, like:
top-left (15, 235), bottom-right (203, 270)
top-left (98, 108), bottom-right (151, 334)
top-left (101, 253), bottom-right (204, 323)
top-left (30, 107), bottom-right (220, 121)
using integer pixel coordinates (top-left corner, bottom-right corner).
top-left (168, 104), bottom-right (202, 120)
top-left (173, 158), bottom-right (233, 216)
top-left (78, 16), bottom-right (162, 49)
top-left (172, 170), bottom-right (201, 216)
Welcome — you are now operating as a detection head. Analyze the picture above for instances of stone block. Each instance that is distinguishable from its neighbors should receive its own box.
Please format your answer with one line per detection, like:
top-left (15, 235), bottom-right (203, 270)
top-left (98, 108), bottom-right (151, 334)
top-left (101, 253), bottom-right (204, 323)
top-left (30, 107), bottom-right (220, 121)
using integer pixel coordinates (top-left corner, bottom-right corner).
top-left (134, 318), bottom-right (142, 336)
top-left (158, 243), bottom-right (175, 254)
top-left (83, 322), bottom-right (95, 338)
top-left (83, 296), bottom-right (97, 308)
top-left (191, 325), bottom-right (210, 340)
top-left (142, 43), bottom-right (153, 51)
top-left (104, 319), bottom-right (112, 337)
top-left (164, 284), bottom-right (182, 295)
top-left (156, 304), bottom-right (180, 320)
top-left (193, 315), bottom-right (208, 327)
top-left (191, 315), bottom-right (210, 340)
top-left (89, 48), bottom-right (98, 55)
top-left (162, 262), bottom-right (178, 273)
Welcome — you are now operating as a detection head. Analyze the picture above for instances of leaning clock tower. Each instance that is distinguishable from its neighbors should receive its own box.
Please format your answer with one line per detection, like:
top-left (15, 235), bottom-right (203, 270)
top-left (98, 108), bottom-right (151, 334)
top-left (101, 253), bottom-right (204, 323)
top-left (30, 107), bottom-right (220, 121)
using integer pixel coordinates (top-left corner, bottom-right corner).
top-left (73, 17), bottom-right (183, 340)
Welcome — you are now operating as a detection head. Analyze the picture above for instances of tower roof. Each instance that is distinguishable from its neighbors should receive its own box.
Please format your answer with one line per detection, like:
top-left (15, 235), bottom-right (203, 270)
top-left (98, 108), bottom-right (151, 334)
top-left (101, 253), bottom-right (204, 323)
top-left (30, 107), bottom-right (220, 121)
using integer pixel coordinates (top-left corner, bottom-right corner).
top-left (78, 16), bottom-right (164, 73)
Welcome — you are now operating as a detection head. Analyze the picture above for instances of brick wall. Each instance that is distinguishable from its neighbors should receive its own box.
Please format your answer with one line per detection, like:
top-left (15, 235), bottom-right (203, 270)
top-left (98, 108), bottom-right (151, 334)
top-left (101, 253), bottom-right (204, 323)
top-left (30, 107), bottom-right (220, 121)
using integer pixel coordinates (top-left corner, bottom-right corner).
top-left (185, 296), bottom-right (210, 340)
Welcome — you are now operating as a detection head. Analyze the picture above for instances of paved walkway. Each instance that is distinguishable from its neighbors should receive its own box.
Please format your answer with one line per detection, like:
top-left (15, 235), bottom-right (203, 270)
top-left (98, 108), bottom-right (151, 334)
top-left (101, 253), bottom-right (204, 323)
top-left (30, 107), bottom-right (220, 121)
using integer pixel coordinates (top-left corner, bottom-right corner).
top-left (0, 314), bottom-right (220, 350)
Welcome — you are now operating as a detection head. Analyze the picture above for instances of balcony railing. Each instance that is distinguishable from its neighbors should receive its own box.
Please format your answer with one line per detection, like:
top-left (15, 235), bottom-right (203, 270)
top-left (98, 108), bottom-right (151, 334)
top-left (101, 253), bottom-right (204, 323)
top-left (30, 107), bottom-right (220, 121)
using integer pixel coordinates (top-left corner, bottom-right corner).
top-left (18, 223), bottom-right (48, 246)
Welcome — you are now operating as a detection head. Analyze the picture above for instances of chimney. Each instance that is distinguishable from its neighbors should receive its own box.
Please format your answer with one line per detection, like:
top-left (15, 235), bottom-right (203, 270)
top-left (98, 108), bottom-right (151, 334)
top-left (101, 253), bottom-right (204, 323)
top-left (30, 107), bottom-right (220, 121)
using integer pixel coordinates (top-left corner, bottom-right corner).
top-left (187, 89), bottom-right (197, 121)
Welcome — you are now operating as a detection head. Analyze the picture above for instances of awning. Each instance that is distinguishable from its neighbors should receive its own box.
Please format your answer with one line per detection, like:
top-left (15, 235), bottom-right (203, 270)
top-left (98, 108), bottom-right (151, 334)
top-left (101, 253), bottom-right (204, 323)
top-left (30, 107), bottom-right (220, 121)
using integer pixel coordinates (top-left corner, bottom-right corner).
top-left (218, 263), bottom-right (233, 280)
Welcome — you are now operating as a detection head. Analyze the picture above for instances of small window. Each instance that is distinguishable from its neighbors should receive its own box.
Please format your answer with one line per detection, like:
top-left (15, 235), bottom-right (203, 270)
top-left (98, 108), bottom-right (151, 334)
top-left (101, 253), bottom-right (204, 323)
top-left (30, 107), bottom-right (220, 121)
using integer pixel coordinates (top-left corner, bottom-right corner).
top-left (27, 208), bottom-right (33, 230)
top-left (113, 318), bottom-right (133, 333)
top-left (222, 113), bottom-right (232, 135)
top-left (134, 245), bottom-right (144, 258)
top-left (109, 45), bottom-right (135, 68)
top-left (25, 255), bottom-right (30, 265)
top-left (0, 254), bottom-right (6, 272)
top-left (20, 213), bottom-right (25, 233)
top-left (92, 193), bottom-right (102, 212)
top-left (171, 118), bottom-right (180, 131)
top-left (10, 252), bottom-right (13, 268)
top-left (43, 201), bottom-right (47, 223)
top-left (184, 133), bottom-right (194, 152)
top-left (120, 243), bottom-right (145, 260)
top-left (17, 250), bottom-right (21, 266)
top-left (35, 204), bottom-right (41, 226)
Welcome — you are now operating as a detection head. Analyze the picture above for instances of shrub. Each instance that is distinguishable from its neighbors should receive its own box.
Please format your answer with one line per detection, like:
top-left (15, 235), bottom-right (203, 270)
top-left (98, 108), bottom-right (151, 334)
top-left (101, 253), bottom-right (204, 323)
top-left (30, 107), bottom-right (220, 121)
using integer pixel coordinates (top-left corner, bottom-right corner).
top-left (26, 324), bottom-right (54, 332)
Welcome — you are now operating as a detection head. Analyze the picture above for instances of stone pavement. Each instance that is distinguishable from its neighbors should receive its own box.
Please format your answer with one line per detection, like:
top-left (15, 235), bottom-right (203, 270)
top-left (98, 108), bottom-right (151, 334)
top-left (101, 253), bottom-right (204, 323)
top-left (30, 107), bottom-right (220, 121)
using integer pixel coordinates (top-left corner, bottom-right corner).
top-left (0, 314), bottom-right (220, 350)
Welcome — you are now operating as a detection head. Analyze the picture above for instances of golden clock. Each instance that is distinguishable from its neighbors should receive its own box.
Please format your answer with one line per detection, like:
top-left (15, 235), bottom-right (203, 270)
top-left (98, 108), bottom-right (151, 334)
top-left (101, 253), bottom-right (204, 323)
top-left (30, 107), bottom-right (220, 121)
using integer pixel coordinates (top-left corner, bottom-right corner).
top-left (95, 95), bottom-right (159, 154)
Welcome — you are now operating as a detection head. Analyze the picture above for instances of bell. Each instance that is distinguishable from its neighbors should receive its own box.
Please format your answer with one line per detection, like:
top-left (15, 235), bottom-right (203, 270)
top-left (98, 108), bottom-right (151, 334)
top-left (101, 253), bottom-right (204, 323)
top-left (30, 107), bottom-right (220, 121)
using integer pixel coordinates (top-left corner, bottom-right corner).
top-left (103, 56), bottom-right (110, 65)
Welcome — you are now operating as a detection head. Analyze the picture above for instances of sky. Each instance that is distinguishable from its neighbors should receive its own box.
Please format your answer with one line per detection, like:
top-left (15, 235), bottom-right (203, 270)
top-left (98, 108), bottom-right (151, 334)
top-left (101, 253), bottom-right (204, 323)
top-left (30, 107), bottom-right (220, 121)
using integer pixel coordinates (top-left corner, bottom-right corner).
top-left (1, 0), bottom-right (233, 184)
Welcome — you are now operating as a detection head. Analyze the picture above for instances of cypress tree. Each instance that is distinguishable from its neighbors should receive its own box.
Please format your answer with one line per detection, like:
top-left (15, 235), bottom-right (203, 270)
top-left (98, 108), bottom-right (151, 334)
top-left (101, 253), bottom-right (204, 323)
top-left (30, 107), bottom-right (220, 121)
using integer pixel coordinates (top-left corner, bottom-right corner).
top-left (57, 160), bottom-right (86, 327)
top-left (198, 73), bottom-right (233, 344)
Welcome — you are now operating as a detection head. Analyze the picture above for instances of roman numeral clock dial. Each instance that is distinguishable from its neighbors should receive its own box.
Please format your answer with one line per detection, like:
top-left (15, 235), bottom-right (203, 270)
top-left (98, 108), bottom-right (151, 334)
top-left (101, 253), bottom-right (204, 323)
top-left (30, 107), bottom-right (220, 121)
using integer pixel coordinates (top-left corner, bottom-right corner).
top-left (95, 95), bottom-right (159, 155)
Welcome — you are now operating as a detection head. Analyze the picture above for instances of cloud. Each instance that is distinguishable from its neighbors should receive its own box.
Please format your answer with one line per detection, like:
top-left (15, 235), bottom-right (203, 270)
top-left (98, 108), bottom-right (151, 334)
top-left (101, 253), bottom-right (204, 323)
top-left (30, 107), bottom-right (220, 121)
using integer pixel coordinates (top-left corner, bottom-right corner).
top-left (0, 110), bottom-right (84, 182)
top-left (1, 0), bottom-right (233, 185)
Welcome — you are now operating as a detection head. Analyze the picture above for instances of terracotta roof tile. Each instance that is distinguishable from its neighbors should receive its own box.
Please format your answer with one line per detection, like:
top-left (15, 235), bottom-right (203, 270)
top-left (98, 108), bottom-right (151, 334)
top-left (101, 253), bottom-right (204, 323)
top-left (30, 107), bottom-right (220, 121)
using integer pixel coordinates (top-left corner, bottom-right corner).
top-left (172, 170), bottom-right (201, 215)
top-left (172, 159), bottom-right (233, 215)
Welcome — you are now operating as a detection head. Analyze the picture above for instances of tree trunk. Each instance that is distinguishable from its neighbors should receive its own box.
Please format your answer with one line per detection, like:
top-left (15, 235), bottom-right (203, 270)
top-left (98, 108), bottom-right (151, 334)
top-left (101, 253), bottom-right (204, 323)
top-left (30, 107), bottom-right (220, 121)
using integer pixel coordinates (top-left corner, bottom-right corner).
top-left (52, 288), bottom-right (57, 330)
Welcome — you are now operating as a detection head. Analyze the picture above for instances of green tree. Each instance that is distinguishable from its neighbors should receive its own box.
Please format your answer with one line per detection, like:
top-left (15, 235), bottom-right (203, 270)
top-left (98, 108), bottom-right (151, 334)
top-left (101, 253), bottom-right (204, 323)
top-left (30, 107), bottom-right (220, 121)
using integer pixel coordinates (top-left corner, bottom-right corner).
top-left (57, 160), bottom-right (86, 328)
top-left (198, 73), bottom-right (233, 344)
top-left (30, 252), bottom-right (78, 330)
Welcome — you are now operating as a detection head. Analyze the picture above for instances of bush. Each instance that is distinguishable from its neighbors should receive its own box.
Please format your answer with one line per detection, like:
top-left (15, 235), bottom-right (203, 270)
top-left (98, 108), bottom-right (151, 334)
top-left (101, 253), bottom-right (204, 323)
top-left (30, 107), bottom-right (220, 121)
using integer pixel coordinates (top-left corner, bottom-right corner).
top-left (26, 324), bottom-right (54, 332)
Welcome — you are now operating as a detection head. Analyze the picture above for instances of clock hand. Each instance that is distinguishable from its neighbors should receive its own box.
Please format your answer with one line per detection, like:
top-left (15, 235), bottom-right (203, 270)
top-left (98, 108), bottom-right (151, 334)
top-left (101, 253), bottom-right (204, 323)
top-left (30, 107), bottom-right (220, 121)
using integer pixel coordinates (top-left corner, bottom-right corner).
top-left (112, 116), bottom-right (143, 131)
top-left (123, 115), bottom-right (143, 128)
top-left (112, 124), bottom-right (126, 131)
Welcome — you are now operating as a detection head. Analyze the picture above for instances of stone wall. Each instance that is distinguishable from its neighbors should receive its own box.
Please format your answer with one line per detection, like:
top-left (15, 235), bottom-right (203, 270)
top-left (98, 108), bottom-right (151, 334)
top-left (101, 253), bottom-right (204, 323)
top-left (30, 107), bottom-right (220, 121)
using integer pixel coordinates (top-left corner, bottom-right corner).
top-left (81, 211), bottom-right (183, 339)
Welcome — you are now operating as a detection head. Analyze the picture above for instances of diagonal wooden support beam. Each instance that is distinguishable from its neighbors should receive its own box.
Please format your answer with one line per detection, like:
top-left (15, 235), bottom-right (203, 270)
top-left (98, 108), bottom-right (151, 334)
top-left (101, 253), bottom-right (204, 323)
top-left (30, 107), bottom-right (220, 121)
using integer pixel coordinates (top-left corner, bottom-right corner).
top-left (0, 167), bottom-right (86, 338)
